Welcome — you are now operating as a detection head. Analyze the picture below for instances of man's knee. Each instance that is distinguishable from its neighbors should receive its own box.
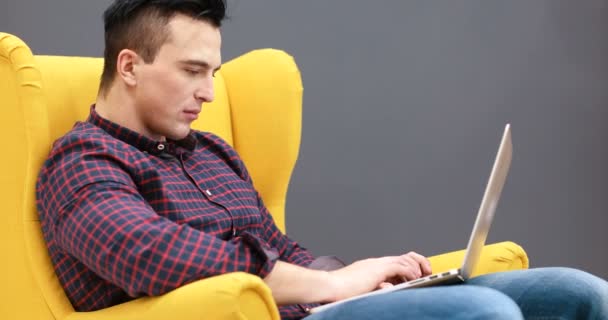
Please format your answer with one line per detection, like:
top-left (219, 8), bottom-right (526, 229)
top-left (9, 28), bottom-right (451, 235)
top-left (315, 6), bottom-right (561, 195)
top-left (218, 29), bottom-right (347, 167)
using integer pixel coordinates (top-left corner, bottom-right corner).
top-left (545, 267), bottom-right (608, 317)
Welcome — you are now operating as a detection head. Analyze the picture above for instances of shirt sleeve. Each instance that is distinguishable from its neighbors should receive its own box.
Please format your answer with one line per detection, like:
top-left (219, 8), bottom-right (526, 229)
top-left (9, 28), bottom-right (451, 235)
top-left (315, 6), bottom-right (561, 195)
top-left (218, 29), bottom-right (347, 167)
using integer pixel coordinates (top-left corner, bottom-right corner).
top-left (41, 142), bottom-right (278, 298)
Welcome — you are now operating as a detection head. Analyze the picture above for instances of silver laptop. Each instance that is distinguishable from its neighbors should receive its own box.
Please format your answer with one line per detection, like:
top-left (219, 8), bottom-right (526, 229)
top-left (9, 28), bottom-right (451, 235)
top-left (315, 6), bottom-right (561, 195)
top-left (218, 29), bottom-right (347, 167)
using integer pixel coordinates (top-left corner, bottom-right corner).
top-left (310, 124), bottom-right (513, 314)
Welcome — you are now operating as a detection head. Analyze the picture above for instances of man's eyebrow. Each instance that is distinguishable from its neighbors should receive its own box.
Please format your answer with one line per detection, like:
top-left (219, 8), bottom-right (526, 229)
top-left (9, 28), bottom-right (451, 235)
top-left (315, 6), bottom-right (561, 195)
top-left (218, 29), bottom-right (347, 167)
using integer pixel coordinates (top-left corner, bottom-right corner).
top-left (180, 59), bottom-right (222, 72)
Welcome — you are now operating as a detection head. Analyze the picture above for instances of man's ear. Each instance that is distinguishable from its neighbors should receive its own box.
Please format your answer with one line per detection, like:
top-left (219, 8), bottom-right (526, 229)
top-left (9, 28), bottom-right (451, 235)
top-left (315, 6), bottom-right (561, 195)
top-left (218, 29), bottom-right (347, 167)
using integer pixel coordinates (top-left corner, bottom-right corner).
top-left (116, 49), bottom-right (140, 87)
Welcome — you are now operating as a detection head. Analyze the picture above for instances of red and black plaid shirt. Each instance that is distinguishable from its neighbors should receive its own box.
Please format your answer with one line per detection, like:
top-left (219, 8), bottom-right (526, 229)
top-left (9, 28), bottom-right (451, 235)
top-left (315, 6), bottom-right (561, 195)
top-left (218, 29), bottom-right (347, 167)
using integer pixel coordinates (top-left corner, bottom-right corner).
top-left (36, 106), bottom-right (317, 319)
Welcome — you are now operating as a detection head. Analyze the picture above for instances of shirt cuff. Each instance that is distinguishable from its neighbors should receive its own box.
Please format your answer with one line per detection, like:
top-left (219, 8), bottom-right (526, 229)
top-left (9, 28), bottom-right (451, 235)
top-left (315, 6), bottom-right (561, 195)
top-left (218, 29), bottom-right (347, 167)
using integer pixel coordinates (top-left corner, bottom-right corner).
top-left (236, 231), bottom-right (279, 278)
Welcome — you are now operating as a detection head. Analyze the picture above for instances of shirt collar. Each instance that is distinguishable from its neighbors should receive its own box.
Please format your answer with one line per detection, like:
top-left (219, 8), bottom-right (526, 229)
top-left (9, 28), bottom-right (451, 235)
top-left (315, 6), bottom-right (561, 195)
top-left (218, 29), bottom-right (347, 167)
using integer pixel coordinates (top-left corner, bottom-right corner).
top-left (87, 105), bottom-right (197, 156)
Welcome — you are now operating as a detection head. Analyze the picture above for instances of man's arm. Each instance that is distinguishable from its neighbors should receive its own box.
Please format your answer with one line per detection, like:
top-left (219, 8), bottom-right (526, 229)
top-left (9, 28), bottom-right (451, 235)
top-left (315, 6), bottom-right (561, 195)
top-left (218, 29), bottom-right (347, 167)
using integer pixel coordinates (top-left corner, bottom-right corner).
top-left (49, 172), bottom-right (429, 305)
top-left (49, 180), bottom-right (279, 297)
top-left (263, 261), bottom-right (334, 305)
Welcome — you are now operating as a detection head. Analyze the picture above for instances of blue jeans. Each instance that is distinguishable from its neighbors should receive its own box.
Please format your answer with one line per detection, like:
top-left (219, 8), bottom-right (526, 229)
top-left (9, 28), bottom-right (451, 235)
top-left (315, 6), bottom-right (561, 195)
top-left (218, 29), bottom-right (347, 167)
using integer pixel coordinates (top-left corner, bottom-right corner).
top-left (304, 267), bottom-right (608, 319)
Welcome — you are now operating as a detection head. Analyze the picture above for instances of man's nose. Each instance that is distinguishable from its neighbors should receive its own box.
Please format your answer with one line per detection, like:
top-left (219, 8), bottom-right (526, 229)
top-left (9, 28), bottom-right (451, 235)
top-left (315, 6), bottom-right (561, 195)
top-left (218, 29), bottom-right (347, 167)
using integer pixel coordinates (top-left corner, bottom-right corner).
top-left (195, 77), bottom-right (214, 103)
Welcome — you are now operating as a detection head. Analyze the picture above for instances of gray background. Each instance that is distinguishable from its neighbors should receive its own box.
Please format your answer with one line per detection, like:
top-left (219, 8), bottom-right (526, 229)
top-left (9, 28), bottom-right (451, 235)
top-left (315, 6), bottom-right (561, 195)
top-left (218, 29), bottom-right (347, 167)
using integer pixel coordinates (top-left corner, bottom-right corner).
top-left (2, 1), bottom-right (607, 279)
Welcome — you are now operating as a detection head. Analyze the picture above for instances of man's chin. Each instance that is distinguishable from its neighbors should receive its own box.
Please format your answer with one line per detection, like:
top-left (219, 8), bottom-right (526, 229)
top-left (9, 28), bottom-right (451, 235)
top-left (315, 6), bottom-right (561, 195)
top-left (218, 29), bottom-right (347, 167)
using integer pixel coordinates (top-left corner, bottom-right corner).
top-left (165, 128), bottom-right (192, 141)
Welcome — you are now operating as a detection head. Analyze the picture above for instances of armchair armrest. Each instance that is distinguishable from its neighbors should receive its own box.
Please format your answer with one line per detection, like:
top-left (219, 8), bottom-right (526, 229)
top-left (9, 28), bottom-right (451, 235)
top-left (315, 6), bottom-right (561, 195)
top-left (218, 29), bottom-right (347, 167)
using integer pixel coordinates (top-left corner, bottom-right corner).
top-left (64, 272), bottom-right (279, 320)
top-left (428, 241), bottom-right (529, 277)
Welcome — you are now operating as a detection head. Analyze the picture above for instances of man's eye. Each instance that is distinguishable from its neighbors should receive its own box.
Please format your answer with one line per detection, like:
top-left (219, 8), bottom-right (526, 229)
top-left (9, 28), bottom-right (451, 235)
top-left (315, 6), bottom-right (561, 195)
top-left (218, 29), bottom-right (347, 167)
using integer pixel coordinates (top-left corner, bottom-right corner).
top-left (185, 69), bottom-right (200, 75)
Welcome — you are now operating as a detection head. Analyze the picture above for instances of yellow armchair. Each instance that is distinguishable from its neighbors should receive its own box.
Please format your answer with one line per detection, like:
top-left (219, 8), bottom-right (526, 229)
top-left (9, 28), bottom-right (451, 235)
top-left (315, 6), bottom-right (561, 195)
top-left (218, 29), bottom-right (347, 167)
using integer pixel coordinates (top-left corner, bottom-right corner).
top-left (0, 32), bottom-right (528, 320)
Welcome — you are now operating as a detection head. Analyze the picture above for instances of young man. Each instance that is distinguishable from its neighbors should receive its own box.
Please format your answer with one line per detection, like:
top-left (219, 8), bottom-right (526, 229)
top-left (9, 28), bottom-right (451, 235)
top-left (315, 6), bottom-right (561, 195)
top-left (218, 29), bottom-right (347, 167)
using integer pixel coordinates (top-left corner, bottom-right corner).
top-left (36, 1), bottom-right (608, 319)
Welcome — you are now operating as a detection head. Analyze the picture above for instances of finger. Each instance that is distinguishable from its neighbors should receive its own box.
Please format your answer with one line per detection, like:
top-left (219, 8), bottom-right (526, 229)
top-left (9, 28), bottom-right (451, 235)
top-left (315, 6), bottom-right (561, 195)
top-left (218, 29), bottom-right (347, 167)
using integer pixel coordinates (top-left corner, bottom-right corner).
top-left (387, 257), bottom-right (419, 281)
top-left (378, 282), bottom-right (394, 290)
top-left (384, 256), bottom-right (418, 281)
top-left (406, 251), bottom-right (432, 276)
top-left (386, 275), bottom-right (406, 285)
top-left (399, 254), bottom-right (423, 278)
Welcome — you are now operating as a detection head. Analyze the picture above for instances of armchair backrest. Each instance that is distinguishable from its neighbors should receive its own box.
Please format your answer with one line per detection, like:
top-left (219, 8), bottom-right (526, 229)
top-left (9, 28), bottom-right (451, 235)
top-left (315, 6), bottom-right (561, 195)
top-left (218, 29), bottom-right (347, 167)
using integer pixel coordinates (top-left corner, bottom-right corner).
top-left (0, 32), bottom-right (302, 319)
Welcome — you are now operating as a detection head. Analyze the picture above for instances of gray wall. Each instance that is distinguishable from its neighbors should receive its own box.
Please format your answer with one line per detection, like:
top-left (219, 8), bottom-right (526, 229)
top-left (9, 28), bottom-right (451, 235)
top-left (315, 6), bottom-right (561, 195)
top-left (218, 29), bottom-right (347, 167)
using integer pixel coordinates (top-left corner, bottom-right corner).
top-left (2, 1), bottom-right (607, 279)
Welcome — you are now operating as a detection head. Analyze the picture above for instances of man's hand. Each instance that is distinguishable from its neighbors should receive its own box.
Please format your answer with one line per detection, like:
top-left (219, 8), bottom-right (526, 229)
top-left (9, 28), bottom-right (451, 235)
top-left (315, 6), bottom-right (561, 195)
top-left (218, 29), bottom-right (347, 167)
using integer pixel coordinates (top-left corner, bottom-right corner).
top-left (264, 252), bottom-right (431, 305)
top-left (328, 252), bottom-right (432, 301)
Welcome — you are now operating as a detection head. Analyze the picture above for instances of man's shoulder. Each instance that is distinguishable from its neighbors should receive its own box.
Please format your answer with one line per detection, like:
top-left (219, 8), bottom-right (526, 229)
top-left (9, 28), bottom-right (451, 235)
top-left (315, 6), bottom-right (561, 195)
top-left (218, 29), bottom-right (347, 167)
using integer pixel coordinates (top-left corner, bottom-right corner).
top-left (52, 121), bottom-right (126, 155)
top-left (37, 121), bottom-right (135, 203)
top-left (43, 121), bottom-right (133, 176)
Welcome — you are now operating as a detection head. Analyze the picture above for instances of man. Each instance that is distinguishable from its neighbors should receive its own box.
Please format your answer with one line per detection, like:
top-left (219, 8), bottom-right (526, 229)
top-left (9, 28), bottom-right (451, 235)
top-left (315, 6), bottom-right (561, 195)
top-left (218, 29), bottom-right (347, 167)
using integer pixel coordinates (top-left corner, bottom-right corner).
top-left (36, 1), bottom-right (608, 319)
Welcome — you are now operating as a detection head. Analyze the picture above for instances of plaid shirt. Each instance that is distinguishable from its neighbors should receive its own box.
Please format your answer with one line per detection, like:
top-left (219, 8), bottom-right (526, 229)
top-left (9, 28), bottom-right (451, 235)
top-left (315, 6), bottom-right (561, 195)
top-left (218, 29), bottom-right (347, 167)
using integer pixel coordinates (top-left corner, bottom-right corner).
top-left (36, 107), bottom-right (318, 319)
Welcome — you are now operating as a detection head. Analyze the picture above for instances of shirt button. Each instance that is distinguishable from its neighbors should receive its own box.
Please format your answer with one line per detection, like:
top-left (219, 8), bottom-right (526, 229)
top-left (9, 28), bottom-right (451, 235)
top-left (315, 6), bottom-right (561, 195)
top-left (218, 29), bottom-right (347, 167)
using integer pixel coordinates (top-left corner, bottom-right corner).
top-left (205, 189), bottom-right (212, 196)
top-left (157, 143), bottom-right (165, 151)
top-left (232, 229), bottom-right (237, 237)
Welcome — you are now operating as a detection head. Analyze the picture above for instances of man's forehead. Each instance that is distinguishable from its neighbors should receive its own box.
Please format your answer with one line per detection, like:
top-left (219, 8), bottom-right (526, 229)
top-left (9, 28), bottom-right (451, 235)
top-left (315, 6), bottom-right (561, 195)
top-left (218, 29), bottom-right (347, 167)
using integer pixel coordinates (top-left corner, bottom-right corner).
top-left (163, 15), bottom-right (222, 65)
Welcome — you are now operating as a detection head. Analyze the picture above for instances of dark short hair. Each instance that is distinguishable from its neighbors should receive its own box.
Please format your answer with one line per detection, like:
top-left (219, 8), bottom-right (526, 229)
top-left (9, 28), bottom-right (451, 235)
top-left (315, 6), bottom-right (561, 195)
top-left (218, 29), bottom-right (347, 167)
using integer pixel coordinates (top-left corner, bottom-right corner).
top-left (99, 0), bottom-right (227, 95)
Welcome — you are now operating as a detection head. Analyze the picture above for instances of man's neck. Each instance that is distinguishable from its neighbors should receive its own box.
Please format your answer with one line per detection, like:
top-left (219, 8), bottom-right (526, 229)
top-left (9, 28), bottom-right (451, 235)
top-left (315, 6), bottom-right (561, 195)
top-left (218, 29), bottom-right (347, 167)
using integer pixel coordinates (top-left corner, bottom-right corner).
top-left (95, 87), bottom-right (164, 141)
